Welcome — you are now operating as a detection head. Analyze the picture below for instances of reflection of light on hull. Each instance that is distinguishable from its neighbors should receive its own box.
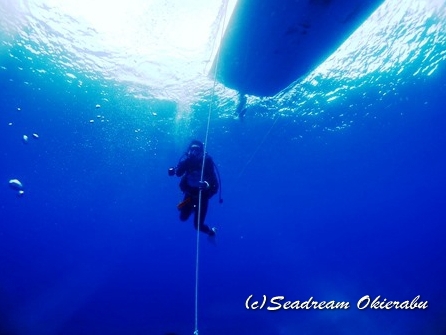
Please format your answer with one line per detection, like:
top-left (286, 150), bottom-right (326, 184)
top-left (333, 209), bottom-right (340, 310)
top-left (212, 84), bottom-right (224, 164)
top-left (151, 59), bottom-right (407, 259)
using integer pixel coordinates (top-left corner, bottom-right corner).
top-left (215, 0), bottom-right (385, 96)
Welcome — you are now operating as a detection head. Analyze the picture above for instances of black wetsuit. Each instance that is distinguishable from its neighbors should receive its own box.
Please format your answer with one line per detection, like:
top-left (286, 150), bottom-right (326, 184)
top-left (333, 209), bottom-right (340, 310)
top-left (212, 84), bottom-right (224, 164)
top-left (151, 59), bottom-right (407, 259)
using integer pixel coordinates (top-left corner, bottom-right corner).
top-left (175, 154), bottom-right (219, 235)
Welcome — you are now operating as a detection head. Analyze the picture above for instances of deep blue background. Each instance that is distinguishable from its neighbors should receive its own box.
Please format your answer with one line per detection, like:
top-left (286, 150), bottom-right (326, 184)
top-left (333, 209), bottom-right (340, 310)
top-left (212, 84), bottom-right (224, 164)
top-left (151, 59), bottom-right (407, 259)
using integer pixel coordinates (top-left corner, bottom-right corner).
top-left (1, 44), bottom-right (446, 334)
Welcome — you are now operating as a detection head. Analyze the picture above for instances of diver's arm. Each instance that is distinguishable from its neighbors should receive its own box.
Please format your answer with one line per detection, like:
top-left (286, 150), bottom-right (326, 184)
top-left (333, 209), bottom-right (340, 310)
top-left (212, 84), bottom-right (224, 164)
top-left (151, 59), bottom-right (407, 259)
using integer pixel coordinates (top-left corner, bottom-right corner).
top-left (175, 157), bottom-right (188, 177)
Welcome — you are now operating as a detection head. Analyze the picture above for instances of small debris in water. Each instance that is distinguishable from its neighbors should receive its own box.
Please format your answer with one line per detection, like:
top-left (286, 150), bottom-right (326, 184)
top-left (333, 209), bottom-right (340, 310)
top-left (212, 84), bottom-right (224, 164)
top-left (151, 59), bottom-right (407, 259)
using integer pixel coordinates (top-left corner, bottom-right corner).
top-left (95, 104), bottom-right (101, 109)
top-left (8, 122), bottom-right (13, 126)
top-left (22, 135), bottom-right (29, 144)
top-left (17, 107), bottom-right (21, 111)
top-left (89, 120), bottom-right (94, 123)
top-left (32, 133), bottom-right (39, 139)
top-left (9, 179), bottom-right (23, 191)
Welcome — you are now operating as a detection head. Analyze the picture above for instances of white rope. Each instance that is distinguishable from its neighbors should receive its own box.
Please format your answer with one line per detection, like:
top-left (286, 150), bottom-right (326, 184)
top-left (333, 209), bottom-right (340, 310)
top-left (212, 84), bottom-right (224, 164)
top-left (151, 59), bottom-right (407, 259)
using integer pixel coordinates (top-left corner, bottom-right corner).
top-left (194, 1), bottom-right (230, 333)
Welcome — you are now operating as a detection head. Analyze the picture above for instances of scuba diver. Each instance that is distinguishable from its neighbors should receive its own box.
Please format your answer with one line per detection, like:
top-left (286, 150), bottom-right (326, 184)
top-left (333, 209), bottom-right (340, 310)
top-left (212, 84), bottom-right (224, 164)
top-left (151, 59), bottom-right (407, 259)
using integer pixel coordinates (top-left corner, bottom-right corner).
top-left (235, 92), bottom-right (247, 118)
top-left (168, 140), bottom-right (222, 237)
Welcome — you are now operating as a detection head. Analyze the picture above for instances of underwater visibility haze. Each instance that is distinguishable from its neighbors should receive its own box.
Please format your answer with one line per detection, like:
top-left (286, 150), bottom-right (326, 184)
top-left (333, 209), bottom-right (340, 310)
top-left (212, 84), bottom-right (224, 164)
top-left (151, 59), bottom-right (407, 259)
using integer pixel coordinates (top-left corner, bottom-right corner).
top-left (1, 0), bottom-right (446, 334)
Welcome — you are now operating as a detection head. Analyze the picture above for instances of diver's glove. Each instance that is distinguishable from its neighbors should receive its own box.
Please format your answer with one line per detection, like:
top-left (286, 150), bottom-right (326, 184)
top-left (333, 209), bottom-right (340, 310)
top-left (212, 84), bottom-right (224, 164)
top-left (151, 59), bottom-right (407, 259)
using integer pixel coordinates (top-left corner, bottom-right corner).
top-left (198, 181), bottom-right (210, 190)
top-left (168, 167), bottom-right (175, 176)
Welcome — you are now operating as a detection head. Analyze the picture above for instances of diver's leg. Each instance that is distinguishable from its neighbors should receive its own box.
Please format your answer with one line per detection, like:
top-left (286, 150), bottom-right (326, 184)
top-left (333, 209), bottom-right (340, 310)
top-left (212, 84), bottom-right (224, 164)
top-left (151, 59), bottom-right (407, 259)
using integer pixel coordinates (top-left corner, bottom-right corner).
top-left (193, 196), bottom-right (214, 236)
top-left (179, 195), bottom-right (194, 221)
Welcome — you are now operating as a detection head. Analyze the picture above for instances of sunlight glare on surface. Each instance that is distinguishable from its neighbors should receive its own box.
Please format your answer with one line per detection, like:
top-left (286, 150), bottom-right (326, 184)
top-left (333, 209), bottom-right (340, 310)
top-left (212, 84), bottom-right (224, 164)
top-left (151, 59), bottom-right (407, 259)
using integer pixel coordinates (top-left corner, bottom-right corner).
top-left (0, 0), bottom-right (237, 102)
top-left (305, 0), bottom-right (446, 82)
top-left (268, 0), bottom-right (446, 124)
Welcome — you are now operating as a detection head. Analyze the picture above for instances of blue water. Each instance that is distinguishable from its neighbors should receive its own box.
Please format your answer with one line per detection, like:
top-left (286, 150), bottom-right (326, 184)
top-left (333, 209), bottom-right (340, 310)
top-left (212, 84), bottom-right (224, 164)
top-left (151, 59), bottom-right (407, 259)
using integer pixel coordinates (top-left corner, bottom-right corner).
top-left (1, 2), bottom-right (446, 335)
